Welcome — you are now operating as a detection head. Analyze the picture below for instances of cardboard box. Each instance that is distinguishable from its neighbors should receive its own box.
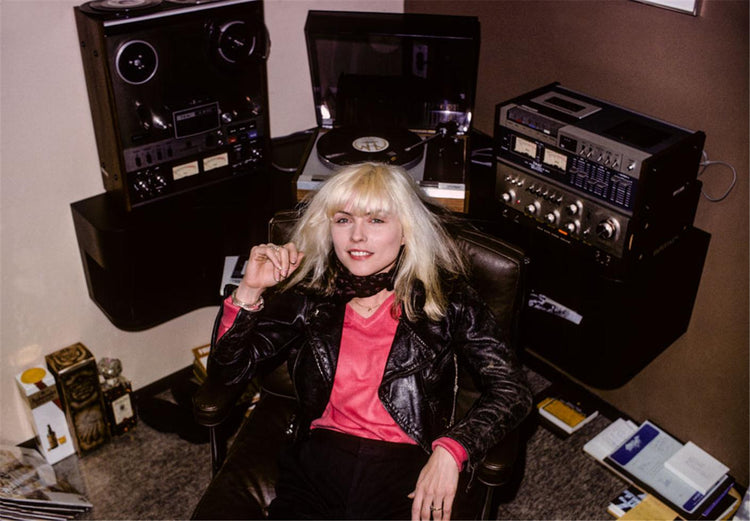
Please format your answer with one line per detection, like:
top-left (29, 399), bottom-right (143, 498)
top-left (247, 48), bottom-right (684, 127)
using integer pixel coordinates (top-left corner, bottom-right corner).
top-left (45, 343), bottom-right (109, 455)
top-left (16, 366), bottom-right (76, 464)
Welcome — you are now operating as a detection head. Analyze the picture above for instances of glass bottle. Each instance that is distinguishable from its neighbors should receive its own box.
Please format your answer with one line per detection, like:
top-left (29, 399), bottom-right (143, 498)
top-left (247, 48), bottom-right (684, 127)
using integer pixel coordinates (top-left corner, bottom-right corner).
top-left (98, 357), bottom-right (137, 436)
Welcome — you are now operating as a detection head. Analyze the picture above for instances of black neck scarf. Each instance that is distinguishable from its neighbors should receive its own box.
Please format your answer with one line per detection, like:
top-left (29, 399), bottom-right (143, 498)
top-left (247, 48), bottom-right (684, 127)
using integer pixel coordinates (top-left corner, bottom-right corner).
top-left (332, 250), bottom-right (401, 301)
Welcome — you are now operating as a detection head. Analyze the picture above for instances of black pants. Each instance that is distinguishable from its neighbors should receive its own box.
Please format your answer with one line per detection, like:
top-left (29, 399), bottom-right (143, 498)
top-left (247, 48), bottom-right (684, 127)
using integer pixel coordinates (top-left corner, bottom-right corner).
top-left (268, 429), bottom-right (429, 520)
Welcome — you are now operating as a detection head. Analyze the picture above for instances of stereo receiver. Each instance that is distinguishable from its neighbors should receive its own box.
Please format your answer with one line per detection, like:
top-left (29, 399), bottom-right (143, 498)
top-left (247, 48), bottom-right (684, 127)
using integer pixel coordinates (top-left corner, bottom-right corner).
top-left (494, 83), bottom-right (705, 268)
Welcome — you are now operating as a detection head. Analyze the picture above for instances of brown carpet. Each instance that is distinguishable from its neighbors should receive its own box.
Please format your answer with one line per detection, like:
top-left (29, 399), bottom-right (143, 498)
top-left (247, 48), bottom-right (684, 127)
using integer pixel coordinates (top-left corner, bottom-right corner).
top-left (51, 367), bottom-right (625, 520)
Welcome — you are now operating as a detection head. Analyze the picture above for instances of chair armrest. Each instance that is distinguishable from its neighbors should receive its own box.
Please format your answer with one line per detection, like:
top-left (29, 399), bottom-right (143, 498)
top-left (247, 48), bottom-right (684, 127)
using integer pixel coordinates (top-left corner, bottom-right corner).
top-left (192, 374), bottom-right (248, 427)
top-left (476, 428), bottom-right (520, 488)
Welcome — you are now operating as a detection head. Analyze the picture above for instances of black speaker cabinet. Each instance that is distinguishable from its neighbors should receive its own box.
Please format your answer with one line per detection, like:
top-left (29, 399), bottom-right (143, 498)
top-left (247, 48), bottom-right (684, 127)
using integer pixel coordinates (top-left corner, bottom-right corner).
top-left (524, 226), bottom-right (710, 388)
top-left (75, 0), bottom-right (270, 211)
top-left (70, 174), bottom-right (277, 331)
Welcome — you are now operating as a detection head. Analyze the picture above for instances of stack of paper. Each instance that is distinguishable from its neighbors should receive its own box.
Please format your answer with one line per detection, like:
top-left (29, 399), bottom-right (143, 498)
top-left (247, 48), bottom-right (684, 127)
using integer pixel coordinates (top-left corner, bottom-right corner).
top-left (537, 389), bottom-right (599, 436)
top-left (583, 420), bottom-right (739, 520)
top-left (583, 418), bottom-right (638, 462)
top-left (664, 442), bottom-right (729, 496)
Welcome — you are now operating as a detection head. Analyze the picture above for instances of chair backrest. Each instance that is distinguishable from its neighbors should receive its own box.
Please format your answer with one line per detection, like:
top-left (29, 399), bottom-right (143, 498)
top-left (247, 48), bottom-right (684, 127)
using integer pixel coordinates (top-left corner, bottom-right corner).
top-left (452, 227), bottom-right (528, 347)
top-left (269, 209), bottom-right (528, 338)
top-left (264, 209), bottom-right (528, 403)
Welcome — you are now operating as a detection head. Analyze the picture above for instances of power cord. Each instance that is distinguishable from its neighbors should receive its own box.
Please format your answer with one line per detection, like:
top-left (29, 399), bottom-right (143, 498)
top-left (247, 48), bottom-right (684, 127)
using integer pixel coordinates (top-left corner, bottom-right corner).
top-left (698, 150), bottom-right (737, 203)
top-left (470, 146), bottom-right (494, 168)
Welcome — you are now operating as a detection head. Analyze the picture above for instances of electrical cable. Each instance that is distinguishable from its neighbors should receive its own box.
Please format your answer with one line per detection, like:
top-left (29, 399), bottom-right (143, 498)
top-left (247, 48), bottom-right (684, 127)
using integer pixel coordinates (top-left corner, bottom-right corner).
top-left (470, 146), bottom-right (494, 167)
top-left (698, 150), bottom-right (738, 203)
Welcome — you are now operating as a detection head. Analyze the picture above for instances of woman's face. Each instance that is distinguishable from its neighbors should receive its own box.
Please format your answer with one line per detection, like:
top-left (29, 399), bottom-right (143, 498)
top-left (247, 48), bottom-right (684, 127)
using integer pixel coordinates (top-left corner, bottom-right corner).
top-left (330, 205), bottom-right (404, 277)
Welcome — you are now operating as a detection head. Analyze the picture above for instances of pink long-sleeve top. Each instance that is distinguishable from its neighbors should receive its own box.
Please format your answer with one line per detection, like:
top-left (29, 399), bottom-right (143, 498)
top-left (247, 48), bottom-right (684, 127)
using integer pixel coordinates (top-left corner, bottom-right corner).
top-left (217, 293), bottom-right (467, 470)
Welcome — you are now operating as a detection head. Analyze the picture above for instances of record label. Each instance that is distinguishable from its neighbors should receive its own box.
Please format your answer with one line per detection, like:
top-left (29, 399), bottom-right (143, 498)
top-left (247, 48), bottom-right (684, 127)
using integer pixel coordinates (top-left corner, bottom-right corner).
top-left (352, 136), bottom-right (389, 153)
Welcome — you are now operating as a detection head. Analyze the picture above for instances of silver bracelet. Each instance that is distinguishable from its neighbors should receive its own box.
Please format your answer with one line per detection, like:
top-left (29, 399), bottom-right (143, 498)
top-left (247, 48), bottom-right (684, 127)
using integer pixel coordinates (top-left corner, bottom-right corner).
top-left (231, 289), bottom-right (264, 312)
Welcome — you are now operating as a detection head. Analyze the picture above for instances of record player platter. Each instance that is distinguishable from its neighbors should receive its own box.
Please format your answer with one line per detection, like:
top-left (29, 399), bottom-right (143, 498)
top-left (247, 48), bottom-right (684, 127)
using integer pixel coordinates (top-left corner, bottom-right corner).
top-left (81, 0), bottom-right (161, 13)
top-left (165, 0), bottom-right (220, 4)
top-left (316, 128), bottom-right (424, 170)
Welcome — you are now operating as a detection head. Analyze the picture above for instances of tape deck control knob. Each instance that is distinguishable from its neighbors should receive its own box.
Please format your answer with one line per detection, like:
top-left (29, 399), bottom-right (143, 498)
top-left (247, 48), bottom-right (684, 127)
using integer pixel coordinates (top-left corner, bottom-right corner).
top-left (132, 169), bottom-right (167, 199)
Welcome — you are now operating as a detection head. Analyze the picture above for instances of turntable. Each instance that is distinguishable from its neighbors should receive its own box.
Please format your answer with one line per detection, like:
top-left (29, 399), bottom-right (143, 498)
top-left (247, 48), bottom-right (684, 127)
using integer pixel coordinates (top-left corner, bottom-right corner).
top-left (78, 0), bottom-right (223, 19)
top-left (296, 11), bottom-right (480, 213)
top-left (78, 0), bottom-right (163, 18)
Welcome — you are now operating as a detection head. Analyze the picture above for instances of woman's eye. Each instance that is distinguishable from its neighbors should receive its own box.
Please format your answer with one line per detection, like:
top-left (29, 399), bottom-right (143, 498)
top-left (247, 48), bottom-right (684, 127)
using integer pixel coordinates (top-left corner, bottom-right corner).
top-left (334, 217), bottom-right (350, 224)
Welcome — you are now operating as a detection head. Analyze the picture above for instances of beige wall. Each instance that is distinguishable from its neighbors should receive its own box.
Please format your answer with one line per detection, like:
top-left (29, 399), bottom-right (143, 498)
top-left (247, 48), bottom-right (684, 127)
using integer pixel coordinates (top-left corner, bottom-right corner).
top-left (406, 0), bottom-right (749, 485)
top-left (0, 0), bottom-right (402, 449)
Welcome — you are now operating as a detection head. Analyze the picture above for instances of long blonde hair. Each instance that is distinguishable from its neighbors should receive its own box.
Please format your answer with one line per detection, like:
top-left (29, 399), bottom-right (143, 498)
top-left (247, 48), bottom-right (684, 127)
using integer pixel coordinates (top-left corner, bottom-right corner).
top-left (284, 162), bottom-right (466, 321)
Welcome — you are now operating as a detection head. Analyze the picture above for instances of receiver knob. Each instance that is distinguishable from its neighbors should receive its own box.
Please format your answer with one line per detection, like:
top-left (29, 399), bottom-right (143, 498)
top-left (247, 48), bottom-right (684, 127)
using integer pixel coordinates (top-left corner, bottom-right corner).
top-left (525, 202), bottom-right (540, 215)
top-left (562, 221), bottom-right (578, 234)
top-left (596, 218), bottom-right (619, 240)
top-left (544, 210), bottom-right (560, 225)
top-left (500, 189), bottom-right (516, 203)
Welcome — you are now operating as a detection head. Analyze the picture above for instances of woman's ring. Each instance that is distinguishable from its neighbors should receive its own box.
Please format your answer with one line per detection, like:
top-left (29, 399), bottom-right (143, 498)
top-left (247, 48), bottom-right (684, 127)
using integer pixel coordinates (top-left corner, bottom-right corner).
top-left (430, 505), bottom-right (442, 512)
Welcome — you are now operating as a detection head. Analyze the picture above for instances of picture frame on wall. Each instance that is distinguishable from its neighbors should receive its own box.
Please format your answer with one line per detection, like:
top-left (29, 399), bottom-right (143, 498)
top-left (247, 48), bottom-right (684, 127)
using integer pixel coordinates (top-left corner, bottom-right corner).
top-left (631, 0), bottom-right (702, 16)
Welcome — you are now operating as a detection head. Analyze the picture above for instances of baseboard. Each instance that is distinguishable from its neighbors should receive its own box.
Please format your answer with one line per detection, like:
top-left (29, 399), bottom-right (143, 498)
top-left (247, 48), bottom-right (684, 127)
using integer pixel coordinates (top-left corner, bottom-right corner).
top-left (134, 364), bottom-right (194, 401)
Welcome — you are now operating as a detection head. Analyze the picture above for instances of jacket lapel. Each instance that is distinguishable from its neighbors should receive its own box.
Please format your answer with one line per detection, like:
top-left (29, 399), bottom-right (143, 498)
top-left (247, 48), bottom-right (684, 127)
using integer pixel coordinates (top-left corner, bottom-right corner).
top-left (305, 299), bottom-right (345, 385)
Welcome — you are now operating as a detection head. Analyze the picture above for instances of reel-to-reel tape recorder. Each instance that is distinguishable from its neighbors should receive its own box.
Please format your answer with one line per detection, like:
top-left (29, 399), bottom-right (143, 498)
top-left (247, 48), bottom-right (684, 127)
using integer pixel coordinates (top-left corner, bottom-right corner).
top-left (75, 0), bottom-right (271, 211)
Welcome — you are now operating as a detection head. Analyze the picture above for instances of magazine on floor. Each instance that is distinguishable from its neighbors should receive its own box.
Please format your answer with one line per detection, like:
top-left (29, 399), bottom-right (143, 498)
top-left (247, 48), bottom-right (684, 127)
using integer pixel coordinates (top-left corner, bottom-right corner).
top-left (0, 446), bottom-right (92, 517)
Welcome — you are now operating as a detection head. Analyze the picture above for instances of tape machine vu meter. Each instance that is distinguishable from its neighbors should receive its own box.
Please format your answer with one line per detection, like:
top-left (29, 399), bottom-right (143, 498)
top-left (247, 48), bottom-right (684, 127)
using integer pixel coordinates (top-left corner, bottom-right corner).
top-left (75, 0), bottom-right (271, 211)
top-left (494, 83), bottom-right (705, 268)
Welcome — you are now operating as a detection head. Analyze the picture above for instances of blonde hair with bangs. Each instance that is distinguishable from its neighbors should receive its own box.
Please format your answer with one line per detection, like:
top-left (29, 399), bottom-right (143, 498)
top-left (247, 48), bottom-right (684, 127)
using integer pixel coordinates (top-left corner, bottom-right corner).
top-left (283, 162), bottom-right (466, 321)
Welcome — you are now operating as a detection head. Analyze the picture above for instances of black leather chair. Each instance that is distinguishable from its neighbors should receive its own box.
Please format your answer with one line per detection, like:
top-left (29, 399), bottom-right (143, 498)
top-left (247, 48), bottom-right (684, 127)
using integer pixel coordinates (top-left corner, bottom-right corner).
top-left (192, 210), bottom-right (529, 520)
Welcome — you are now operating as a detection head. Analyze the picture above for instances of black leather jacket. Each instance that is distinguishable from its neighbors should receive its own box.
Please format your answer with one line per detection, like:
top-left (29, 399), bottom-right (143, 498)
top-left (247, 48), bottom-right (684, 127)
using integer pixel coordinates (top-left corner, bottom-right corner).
top-left (209, 282), bottom-right (532, 472)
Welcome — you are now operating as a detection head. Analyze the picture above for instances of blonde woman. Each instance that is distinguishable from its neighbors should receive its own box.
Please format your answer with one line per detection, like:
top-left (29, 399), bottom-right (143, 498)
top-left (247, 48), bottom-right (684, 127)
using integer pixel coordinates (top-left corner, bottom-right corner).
top-left (209, 162), bottom-right (532, 520)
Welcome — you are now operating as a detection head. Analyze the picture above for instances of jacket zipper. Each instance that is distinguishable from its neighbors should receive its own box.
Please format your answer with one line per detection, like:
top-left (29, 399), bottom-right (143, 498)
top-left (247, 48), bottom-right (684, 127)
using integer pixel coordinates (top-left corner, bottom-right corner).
top-left (449, 352), bottom-right (458, 427)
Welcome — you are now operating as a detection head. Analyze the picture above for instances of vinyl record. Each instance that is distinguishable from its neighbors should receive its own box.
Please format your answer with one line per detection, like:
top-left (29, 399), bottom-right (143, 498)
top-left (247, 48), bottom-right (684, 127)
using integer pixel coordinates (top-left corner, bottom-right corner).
top-left (317, 128), bottom-right (424, 170)
top-left (165, 0), bottom-right (220, 4)
top-left (83, 0), bottom-right (161, 12)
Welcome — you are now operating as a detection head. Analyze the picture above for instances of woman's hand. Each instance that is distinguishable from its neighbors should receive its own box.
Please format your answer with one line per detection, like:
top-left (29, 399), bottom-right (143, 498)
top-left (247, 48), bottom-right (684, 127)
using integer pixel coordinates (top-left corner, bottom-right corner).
top-left (409, 446), bottom-right (459, 521)
top-left (235, 242), bottom-right (303, 304)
